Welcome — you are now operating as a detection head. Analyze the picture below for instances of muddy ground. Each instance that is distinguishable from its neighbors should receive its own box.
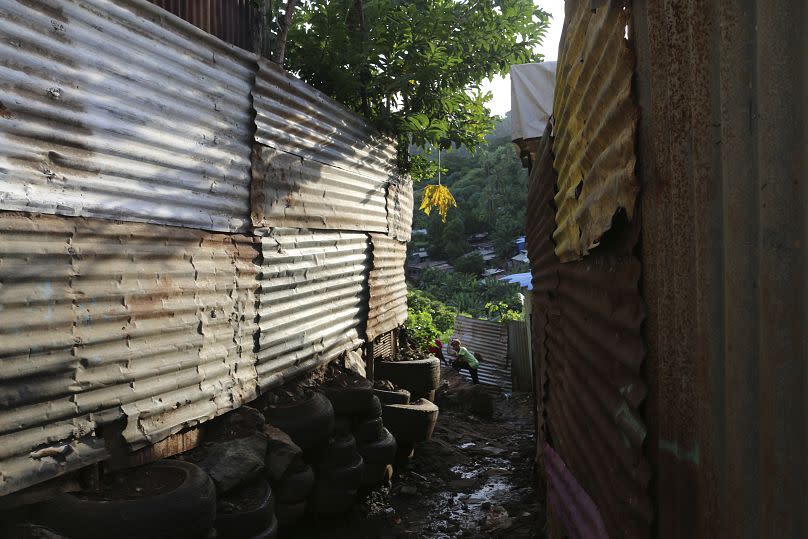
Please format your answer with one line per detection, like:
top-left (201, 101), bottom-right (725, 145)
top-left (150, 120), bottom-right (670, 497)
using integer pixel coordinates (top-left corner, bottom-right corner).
top-left (293, 368), bottom-right (545, 538)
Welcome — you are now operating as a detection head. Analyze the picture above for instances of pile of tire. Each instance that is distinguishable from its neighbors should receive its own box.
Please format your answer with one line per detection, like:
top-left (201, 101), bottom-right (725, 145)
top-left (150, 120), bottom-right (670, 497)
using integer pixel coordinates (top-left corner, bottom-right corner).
top-left (322, 378), bottom-right (398, 491)
top-left (374, 356), bottom-right (441, 467)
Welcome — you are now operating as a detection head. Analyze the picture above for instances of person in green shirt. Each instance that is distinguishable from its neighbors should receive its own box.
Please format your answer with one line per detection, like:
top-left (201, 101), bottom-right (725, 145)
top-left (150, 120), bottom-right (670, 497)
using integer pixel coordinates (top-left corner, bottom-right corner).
top-left (450, 339), bottom-right (480, 384)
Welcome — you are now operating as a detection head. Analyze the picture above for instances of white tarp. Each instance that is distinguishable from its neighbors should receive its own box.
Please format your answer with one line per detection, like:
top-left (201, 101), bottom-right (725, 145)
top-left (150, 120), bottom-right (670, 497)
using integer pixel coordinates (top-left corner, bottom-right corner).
top-left (510, 62), bottom-right (557, 141)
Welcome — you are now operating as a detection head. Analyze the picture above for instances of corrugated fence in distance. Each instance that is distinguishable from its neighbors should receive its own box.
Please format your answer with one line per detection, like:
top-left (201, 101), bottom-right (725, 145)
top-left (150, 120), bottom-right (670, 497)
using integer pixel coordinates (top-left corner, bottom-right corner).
top-left (0, 0), bottom-right (256, 232)
top-left (452, 316), bottom-right (510, 390)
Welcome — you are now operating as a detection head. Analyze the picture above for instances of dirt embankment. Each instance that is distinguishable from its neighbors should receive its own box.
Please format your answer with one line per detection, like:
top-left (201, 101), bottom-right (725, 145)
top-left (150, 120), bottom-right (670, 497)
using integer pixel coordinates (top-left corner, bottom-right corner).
top-left (295, 368), bottom-right (545, 538)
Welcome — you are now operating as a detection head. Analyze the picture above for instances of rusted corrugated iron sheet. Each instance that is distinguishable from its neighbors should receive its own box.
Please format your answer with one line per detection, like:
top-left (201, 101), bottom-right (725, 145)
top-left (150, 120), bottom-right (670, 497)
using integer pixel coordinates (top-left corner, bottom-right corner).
top-left (250, 144), bottom-right (389, 232)
top-left (148, 0), bottom-right (254, 51)
top-left (506, 320), bottom-right (532, 392)
top-left (366, 234), bottom-right (408, 340)
top-left (252, 59), bottom-right (398, 183)
top-left (452, 316), bottom-right (510, 390)
top-left (386, 179), bottom-right (414, 242)
top-left (0, 0), bottom-right (255, 232)
top-left (544, 443), bottom-right (609, 539)
top-left (551, 0), bottom-right (639, 262)
top-left (634, 1), bottom-right (808, 537)
top-left (0, 212), bottom-right (259, 496)
top-left (256, 228), bottom-right (369, 389)
top-left (526, 124), bottom-right (651, 538)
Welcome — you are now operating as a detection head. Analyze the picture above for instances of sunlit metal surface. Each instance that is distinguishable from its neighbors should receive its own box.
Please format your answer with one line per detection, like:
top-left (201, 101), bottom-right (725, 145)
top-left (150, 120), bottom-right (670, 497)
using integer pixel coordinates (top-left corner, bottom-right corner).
top-left (386, 179), bottom-right (414, 242)
top-left (551, 0), bottom-right (639, 261)
top-left (255, 228), bottom-right (369, 390)
top-left (0, 0), bottom-right (256, 232)
top-left (0, 212), bottom-right (259, 495)
top-left (366, 234), bottom-right (407, 340)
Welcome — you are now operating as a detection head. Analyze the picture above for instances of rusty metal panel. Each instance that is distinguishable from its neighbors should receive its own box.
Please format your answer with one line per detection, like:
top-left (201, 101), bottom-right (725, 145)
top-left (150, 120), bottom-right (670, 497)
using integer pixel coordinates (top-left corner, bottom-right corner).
top-left (386, 179), bottom-right (414, 242)
top-left (634, 1), bottom-right (808, 537)
top-left (506, 320), bottom-right (532, 392)
top-left (252, 59), bottom-right (398, 184)
top-left (250, 144), bottom-right (389, 233)
top-left (0, 212), bottom-right (259, 496)
top-left (256, 228), bottom-right (370, 389)
top-left (0, 0), bottom-right (256, 232)
top-left (526, 124), bottom-right (651, 538)
top-left (452, 316), bottom-right (510, 390)
top-left (551, 0), bottom-right (639, 261)
top-left (366, 234), bottom-right (408, 340)
top-left (148, 0), bottom-right (254, 51)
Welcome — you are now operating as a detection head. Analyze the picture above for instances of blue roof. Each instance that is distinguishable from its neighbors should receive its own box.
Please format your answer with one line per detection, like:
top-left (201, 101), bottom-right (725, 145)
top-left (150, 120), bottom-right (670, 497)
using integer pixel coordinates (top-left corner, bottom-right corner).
top-left (500, 272), bottom-right (533, 290)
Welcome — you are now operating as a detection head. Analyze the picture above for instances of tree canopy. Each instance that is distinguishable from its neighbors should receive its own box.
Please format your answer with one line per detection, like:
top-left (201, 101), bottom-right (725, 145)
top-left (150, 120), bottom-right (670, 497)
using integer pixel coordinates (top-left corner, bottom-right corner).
top-left (285, 0), bottom-right (550, 174)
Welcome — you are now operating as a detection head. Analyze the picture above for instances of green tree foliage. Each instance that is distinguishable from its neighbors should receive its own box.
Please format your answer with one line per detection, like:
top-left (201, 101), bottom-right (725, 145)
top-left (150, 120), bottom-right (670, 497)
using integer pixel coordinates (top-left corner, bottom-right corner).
top-left (416, 268), bottom-right (522, 319)
top-left (453, 252), bottom-right (485, 276)
top-left (405, 289), bottom-right (459, 352)
top-left (286, 0), bottom-right (550, 174)
top-left (413, 117), bottom-right (528, 262)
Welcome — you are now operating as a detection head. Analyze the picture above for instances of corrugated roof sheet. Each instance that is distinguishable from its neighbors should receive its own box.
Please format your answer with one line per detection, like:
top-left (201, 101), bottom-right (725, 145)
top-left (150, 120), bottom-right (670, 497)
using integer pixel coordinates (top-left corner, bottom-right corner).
top-left (252, 59), bottom-right (398, 182)
top-left (527, 125), bottom-right (651, 539)
top-left (250, 144), bottom-right (389, 232)
top-left (551, 0), bottom-right (639, 261)
top-left (452, 316), bottom-right (511, 390)
top-left (386, 179), bottom-right (414, 242)
top-left (0, 212), bottom-right (259, 496)
top-left (366, 234), bottom-right (408, 340)
top-left (0, 0), bottom-right (256, 232)
top-left (255, 228), bottom-right (369, 389)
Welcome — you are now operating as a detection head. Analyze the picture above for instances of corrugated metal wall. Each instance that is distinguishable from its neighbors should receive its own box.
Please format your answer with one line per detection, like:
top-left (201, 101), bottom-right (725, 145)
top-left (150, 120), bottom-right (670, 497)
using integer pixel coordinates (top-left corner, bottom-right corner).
top-left (148, 0), bottom-right (254, 51)
top-left (253, 59), bottom-right (398, 182)
top-left (255, 229), bottom-right (370, 390)
top-left (634, 1), bottom-right (808, 537)
top-left (0, 0), bottom-right (256, 232)
top-left (386, 179), bottom-right (414, 242)
top-left (507, 320), bottom-right (532, 392)
top-left (452, 316), bottom-right (511, 390)
top-left (0, 0), bottom-right (414, 498)
top-left (527, 73), bottom-right (650, 539)
top-left (0, 212), bottom-right (259, 495)
top-left (366, 234), bottom-right (408, 341)
top-left (551, 0), bottom-right (639, 262)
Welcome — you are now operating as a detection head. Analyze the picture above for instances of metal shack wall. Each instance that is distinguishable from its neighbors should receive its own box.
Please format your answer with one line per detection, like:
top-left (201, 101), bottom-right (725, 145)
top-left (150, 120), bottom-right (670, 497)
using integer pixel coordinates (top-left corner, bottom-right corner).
top-left (452, 316), bottom-right (511, 390)
top-left (0, 212), bottom-right (259, 496)
top-left (527, 119), bottom-right (650, 538)
top-left (0, 0), bottom-right (256, 232)
top-left (366, 234), bottom-right (408, 341)
top-left (256, 229), bottom-right (370, 390)
top-left (633, 1), bottom-right (808, 537)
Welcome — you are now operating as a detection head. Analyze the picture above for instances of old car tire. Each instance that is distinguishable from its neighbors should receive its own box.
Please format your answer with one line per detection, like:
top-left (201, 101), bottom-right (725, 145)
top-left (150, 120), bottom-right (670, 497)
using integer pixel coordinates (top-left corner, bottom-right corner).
top-left (275, 501), bottom-right (307, 528)
top-left (373, 387), bottom-right (410, 405)
top-left (357, 428), bottom-right (397, 464)
top-left (381, 399), bottom-right (439, 443)
top-left (354, 416), bottom-right (384, 443)
top-left (319, 433), bottom-right (357, 466)
top-left (411, 389), bottom-right (437, 402)
top-left (322, 379), bottom-right (375, 415)
top-left (334, 416), bottom-right (352, 436)
top-left (318, 453), bottom-right (364, 491)
top-left (33, 460), bottom-right (216, 539)
top-left (215, 479), bottom-right (275, 539)
top-left (375, 357), bottom-right (441, 395)
top-left (274, 464), bottom-right (315, 504)
top-left (266, 392), bottom-right (335, 450)
top-left (364, 395), bottom-right (382, 418)
top-left (249, 515), bottom-right (278, 539)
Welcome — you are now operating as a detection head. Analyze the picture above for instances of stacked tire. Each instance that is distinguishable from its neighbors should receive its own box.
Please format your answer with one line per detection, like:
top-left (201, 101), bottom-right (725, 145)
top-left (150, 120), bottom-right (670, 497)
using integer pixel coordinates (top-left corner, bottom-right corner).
top-left (309, 433), bottom-right (365, 516)
top-left (374, 357), bottom-right (441, 461)
top-left (323, 379), bottom-right (397, 490)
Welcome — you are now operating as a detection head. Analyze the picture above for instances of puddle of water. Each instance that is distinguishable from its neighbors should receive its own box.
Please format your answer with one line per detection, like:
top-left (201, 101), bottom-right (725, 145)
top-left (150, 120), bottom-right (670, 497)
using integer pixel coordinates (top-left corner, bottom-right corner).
top-left (458, 442), bottom-right (476, 449)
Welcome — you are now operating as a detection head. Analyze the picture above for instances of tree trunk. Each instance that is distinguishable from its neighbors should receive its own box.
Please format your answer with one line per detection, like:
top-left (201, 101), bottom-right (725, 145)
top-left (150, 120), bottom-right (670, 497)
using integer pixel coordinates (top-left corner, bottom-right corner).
top-left (272, 0), bottom-right (301, 66)
top-left (251, 0), bottom-right (272, 58)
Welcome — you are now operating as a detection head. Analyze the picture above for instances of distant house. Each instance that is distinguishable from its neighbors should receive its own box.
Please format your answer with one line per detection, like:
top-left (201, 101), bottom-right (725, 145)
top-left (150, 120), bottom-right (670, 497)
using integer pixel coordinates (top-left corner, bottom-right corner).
top-left (515, 236), bottom-right (526, 252)
top-left (470, 232), bottom-right (489, 244)
top-left (510, 251), bottom-right (529, 266)
top-left (474, 242), bottom-right (498, 263)
top-left (499, 272), bottom-right (533, 290)
top-left (406, 258), bottom-right (454, 279)
top-left (482, 267), bottom-right (506, 279)
top-left (412, 228), bottom-right (428, 236)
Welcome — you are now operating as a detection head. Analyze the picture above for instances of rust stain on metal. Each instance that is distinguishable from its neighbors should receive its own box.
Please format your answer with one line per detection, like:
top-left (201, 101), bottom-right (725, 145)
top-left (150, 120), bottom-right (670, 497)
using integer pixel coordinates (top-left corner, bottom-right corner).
top-left (551, 0), bottom-right (640, 262)
top-left (0, 212), bottom-right (259, 496)
top-left (366, 234), bottom-right (408, 340)
top-left (527, 128), bottom-right (650, 539)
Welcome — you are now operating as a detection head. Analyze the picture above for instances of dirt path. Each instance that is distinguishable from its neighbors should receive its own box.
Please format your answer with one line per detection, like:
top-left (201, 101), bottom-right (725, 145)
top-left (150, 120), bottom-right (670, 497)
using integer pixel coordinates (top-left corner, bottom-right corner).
top-left (294, 368), bottom-right (544, 538)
